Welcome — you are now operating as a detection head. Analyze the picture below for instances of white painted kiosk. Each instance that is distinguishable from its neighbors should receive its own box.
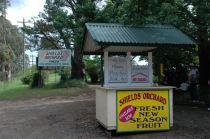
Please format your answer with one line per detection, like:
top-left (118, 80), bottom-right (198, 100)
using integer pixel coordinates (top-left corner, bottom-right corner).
top-left (82, 23), bottom-right (196, 132)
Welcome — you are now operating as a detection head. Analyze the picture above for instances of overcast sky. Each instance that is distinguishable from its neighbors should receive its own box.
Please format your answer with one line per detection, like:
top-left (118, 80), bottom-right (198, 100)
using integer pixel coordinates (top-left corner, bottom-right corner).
top-left (7, 0), bottom-right (46, 26)
top-left (6, 0), bottom-right (46, 58)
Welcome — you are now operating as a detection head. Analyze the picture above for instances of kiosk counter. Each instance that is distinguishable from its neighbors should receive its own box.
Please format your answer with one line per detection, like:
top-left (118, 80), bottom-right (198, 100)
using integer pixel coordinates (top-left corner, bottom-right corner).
top-left (96, 86), bottom-right (174, 132)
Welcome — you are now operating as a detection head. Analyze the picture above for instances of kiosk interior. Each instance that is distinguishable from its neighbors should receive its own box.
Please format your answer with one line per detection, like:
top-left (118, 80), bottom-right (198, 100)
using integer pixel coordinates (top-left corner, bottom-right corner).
top-left (82, 23), bottom-right (196, 132)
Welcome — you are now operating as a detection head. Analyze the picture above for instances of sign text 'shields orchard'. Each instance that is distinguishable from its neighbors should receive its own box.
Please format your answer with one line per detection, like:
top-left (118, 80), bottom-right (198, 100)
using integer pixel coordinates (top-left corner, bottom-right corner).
top-left (116, 90), bottom-right (170, 132)
top-left (38, 50), bottom-right (71, 67)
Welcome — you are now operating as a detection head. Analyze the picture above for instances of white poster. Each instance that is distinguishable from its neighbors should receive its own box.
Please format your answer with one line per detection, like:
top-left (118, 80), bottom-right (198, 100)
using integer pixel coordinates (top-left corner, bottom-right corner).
top-left (108, 56), bottom-right (128, 83)
top-left (38, 49), bottom-right (71, 67)
top-left (131, 65), bottom-right (149, 82)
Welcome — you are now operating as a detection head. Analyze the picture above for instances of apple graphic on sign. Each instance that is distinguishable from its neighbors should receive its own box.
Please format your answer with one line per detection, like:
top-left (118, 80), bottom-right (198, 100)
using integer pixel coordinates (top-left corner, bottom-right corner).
top-left (119, 105), bottom-right (136, 122)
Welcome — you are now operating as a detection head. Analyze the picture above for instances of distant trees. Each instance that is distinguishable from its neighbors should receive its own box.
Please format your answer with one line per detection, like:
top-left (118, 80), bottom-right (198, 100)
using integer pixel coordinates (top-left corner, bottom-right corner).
top-left (0, 0), bottom-right (9, 16)
top-left (24, 0), bottom-right (103, 79)
top-left (24, 0), bottom-right (210, 86)
top-left (99, 0), bottom-right (210, 86)
top-left (0, 16), bottom-right (24, 81)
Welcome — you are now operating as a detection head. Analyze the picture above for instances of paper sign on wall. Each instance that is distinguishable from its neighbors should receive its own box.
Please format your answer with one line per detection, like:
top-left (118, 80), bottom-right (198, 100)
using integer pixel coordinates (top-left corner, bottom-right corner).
top-left (108, 56), bottom-right (128, 83)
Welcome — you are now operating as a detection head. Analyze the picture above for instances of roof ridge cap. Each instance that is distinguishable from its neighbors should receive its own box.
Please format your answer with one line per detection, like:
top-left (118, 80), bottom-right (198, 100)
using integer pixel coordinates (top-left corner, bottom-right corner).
top-left (85, 22), bottom-right (175, 29)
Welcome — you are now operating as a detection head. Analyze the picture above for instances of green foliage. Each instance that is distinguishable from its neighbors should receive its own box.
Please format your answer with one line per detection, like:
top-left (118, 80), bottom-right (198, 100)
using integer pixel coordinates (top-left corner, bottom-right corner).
top-left (21, 70), bottom-right (49, 88)
top-left (20, 67), bottom-right (36, 85)
top-left (59, 67), bottom-right (71, 82)
top-left (23, 0), bottom-right (101, 79)
top-left (0, 17), bottom-right (23, 57)
top-left (58, 79), bottom-right (88, 88)
top-left (0, 72), bottom-right (4, 81)
top-left (0, 73), bottom-right (87, 101)
top-left (84, 56), bottom-right (101, 83)
top-left (21, 73), bottom-right (33, 85)
top-left (0, 0), bottom-right (10, 16)
top-left (0, 16), bottom-right (24, 79)
top-left (30, 71), bottom-right (49, 88)
top-left (23, 0), bottom-right (210, 85)
top-left (30, 72), bottom-right (43, 88)
top-left (0, 44), bottom-right (15, 61)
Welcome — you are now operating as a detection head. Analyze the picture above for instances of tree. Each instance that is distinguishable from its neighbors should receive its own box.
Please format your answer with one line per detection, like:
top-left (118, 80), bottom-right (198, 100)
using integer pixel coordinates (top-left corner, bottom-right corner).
top-left (0, 0), bottom-right (9, 16)
top-left (182, 0), bottom-right (210, 86)
top-left (24, 0), bottom-right (102, 79)
top-left (84, 55), bottom-right (101, 83)
top-left (25, 0), bottom-right (209, 85)
top-left (0, 17), bottom-right (24, 81)
top-left (98, 0), bottom-right (197, 84)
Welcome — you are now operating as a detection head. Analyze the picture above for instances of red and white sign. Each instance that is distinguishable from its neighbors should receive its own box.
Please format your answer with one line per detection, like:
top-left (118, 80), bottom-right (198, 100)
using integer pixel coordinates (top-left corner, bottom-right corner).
top-left (131, 65), bottom-right (149, 83)
top-left (38, 49), bottom-right (71, 67)
top-left (132, 73), bottom-right (148, 82)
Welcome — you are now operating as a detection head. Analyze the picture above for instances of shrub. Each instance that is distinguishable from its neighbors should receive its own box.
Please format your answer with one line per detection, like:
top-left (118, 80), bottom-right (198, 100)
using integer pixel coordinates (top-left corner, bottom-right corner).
top-left (84, 56), bottom-right (100, 83)
top-left (21, 71), bottom-right (48, 88)
top-left (0, 72), bottom-right (4, 81)
top-left (59, 67), bottom-right (71, 82)
top-left (58, 79), bottom-right (88, 88)
top-left (86, 65), bottom-right (99, 83)
top-left (21, 72), bottom-right (34, 85)
top-left (30, 71), bottom-right (49, 88)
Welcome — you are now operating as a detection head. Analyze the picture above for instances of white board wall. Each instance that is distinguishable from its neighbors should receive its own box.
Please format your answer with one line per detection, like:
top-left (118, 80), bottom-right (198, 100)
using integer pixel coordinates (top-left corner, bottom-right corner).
top-left (104, 51), bottom-right (153, 87)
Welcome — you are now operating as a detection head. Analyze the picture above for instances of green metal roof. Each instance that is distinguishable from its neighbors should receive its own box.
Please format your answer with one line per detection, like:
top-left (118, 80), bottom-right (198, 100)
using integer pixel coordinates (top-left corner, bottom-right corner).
top-left (85, 23), bottom-right (196, 46)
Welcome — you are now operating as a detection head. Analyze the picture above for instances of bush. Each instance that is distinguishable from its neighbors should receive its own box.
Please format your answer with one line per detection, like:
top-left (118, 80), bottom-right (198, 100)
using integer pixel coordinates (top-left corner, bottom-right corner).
top-left (0, 72), bottom-right (4, 81)
top-left (58, 79), bottom-right (88, 88)
top-left (59, 67), bottom-right (71, 82)
top-left (86, 65), bottom-right (99, 83)
top-left (31, 71), bottom-right (49, 88)
top-left (21, 71), bottom-right (48, 88)
top-left (21, 72), bottom-right (34, 85)
top-left (84, 56), bottom-right (100, 83)
top-left (30, 72), bottom-right (43, 88)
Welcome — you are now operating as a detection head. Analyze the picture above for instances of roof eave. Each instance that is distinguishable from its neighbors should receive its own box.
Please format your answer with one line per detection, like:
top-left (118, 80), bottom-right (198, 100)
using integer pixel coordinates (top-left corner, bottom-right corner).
top-left (96, 41), bottom-right (196, 47)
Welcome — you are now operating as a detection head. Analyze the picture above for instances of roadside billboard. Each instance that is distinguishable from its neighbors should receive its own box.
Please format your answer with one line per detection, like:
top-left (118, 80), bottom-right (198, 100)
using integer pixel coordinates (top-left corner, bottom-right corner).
top-left (38, 49), bottom-right (71, 67)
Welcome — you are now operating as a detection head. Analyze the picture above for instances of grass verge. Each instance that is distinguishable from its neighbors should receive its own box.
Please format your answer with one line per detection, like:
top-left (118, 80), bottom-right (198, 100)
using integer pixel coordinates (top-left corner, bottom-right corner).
top-left (0, 73), bottom-right (90, 101)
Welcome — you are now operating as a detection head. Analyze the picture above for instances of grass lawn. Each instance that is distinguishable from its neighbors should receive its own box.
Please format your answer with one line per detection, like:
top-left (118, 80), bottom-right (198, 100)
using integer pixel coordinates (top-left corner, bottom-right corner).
top-left (0, 73), bottom-right (88, 101)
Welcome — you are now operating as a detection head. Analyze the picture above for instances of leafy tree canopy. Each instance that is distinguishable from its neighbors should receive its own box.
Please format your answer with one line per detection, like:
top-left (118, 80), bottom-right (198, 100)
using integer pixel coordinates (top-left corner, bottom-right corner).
top-left (0, 17), bottom-right (23, 60)
top-left (24, 0), bottom-right (210, 85)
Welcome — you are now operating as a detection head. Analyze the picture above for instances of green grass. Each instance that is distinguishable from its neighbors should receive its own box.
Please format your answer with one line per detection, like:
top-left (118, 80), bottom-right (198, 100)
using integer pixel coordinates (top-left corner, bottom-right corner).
top-left (0, 73), bottom-right (89, 101)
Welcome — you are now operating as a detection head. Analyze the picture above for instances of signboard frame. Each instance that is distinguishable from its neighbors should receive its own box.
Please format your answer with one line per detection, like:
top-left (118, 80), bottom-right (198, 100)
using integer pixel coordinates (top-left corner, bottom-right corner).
top-left (38, 49), bottom-right (71, 67)
top-left (116, 90), bottom-right (170, 133)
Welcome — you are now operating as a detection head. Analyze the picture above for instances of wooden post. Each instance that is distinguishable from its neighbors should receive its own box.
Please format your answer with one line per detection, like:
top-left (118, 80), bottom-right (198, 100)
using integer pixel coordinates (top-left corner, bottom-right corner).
top-left (148, 52), bottom-right (153, 85)
top-left (104, 51), bottom-right (108, 87)
top-left (100, 53), bottom-right (104, 87)
top-left (127, 52), bottom-right (131, 85)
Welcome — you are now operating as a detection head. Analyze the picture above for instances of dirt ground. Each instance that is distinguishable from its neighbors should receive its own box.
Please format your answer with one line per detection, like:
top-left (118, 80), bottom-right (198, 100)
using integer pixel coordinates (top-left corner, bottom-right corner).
top-left (0, 88), bottom-right (209, 139)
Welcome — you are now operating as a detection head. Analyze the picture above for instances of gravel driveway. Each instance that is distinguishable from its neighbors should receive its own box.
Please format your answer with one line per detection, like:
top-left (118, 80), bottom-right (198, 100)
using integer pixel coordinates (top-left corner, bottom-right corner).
top-left (0, 91), bottom-right (209, 139)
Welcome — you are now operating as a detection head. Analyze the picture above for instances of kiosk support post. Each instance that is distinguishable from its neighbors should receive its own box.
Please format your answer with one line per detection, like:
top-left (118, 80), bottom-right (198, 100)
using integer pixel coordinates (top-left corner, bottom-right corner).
top-left (100, 52), bottom-right (104, 87)
top-left (104, 51), bottom-right (109, 87)
top-left (148, 52), bottom-right (153, 84)
top-left (127, 52), bottom-right (132, 85)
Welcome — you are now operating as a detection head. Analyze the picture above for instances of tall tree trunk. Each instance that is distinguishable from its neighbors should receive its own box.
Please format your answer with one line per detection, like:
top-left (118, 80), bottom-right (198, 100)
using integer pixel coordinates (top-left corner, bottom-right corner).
top-left (199, 41), bottom-right (209, 86)
top-left (0, 62), bottom-right (11, 81)
top-left (197, 21), bottom-right (209, 86)
top-left (71, 45), bottom-right (83, 79)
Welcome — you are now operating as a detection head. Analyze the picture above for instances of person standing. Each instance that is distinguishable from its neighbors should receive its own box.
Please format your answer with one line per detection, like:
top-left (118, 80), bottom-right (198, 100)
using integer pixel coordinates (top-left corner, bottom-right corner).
top-left (188, 63), bottom-right (199, 102)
